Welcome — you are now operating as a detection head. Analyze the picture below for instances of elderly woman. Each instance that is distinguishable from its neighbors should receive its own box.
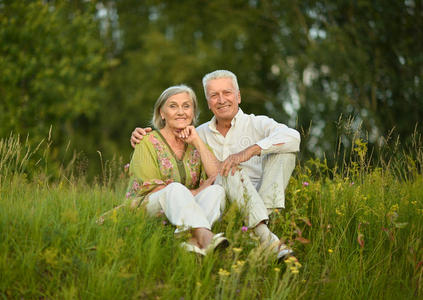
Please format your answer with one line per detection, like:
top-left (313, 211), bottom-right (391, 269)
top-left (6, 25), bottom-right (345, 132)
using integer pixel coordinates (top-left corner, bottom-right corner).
top-left (126, 85), bottom-right (227, 255)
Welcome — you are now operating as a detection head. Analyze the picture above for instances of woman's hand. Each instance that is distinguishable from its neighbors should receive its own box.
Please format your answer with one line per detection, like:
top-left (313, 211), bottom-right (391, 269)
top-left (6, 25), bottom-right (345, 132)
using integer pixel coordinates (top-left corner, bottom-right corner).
top-left (190, 175), bottom-right (217, 196)
top-left (179, 125), bottom-right (220, 178)
top-left (179, 125), bottom-right (200, 146)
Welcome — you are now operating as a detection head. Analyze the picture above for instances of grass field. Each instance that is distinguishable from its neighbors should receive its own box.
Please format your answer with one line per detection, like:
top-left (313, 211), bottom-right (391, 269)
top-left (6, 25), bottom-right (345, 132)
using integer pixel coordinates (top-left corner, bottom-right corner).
top-left (0, 134), bottom-right (422, 299)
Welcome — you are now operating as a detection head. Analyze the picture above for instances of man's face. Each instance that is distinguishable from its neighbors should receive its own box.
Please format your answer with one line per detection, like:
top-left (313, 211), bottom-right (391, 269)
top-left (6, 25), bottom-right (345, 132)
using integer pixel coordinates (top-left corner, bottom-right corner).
top-left (206, 77), bottom-right (241, 122)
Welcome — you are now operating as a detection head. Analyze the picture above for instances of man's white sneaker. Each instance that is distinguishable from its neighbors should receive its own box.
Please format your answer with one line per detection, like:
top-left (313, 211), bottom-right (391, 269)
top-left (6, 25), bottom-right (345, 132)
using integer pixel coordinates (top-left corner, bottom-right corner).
top-left (276, 244), bottom-right (295, 262)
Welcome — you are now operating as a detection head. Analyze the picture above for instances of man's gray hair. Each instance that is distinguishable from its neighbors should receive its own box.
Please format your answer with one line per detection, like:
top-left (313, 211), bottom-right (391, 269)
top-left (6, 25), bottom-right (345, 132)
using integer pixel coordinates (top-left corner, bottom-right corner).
top-left (152, 84), bottom-right (199, 129)
top-left (202, 70), bottom-right (239, 100)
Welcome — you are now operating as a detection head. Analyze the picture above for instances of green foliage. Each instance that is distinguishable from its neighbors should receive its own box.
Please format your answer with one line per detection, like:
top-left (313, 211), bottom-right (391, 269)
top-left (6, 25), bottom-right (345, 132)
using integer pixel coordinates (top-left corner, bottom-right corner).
top-left (0, 0), bottom-right (110, 177)
top-left (1, 133), bottom-right (423, 299)
top-left (99, 0), bottom-right (423, 167)
top-left (1, 1), bottom-right (422, 175)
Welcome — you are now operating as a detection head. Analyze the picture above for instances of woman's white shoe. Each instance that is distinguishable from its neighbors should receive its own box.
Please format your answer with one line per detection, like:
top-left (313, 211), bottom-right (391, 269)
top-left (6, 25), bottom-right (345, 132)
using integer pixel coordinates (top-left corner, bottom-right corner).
top-left (206, 232), bottom-right (229, 253)
top-left (180, 242), bottom-right (206, 256)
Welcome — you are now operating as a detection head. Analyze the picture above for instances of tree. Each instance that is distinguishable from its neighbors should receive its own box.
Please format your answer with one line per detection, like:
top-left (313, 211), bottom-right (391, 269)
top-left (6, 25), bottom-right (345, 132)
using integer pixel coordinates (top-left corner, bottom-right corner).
top-left (0, 0), bottom-right (110, 175)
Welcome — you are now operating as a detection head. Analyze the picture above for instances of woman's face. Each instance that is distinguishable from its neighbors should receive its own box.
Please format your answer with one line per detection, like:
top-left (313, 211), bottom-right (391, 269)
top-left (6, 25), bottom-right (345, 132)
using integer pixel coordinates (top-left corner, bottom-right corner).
top-left (160, 92), bottom-right (194, 130)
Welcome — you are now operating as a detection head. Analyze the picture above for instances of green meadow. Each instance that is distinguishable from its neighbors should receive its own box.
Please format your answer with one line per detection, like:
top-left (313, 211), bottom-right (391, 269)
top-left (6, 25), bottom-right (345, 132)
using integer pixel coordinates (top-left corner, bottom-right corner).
top-left (1, 133), bottom-right (422, 299)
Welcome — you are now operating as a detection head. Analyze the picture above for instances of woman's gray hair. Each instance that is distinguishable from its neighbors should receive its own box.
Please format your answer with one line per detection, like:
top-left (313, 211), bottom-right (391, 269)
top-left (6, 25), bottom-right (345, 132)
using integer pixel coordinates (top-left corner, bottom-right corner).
top-left (152, 84), bottom-right (199, 129)
top-left (202, 70), bottom-right (239, 100)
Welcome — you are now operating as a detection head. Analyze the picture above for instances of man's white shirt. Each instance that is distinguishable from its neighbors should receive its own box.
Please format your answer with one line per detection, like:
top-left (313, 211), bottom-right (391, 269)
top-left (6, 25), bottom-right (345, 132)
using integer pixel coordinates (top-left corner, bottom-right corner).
top-left (196, 108), bottom-right (300, 188)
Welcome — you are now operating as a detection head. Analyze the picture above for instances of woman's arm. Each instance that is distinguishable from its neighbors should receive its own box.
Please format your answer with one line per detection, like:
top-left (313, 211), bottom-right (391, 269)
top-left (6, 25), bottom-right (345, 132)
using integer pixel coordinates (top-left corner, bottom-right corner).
top-left (128, 136), bottom-right (167, 198)
top-left (180, 126), bottom-right (220, 178)
top-left (189, 175), bottom-right (216, 196)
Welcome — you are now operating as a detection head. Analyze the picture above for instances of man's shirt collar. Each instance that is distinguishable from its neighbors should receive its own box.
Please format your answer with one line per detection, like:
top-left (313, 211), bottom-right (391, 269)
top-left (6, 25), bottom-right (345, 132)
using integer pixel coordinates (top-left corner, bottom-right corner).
top-left (208, 108), bottom-right (244, 132)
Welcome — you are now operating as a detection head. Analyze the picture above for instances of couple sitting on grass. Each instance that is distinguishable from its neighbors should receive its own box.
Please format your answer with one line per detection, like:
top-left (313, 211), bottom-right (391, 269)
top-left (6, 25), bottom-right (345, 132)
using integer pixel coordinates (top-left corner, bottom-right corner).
top-left (127, 70), bottom-right (300, 259)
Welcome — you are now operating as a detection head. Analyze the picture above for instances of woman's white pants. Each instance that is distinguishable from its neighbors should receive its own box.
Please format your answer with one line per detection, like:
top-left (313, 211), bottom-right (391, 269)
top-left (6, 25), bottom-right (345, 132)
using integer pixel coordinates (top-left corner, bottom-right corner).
top-left (145, 182), bottom-right (226, 232)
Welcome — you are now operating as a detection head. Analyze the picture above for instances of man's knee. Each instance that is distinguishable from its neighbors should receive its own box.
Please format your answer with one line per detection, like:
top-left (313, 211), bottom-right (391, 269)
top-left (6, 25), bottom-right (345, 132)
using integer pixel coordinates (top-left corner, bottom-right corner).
top-left (219, 169), bottom-right (244, 185)
top-left (208, 184), bottom-right (225, 197)
top-left (264, 152), bottom-right (296, 166)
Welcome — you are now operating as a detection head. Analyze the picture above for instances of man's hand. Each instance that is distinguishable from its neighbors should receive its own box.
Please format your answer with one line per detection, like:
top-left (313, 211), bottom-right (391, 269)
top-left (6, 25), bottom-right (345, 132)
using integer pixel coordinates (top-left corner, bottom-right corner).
top-left (220, 144), bottom-right (262, 177)
top-left (131, 127), bottom-right (152, 148)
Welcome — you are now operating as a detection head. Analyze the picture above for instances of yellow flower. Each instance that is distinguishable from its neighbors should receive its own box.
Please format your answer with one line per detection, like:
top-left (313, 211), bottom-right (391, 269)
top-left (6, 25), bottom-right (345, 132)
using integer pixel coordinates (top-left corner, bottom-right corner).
top-left (294, 261), bottom-right (302, 268)
top-left (218, 268), bottom-right (230, 277)
top-left (284, 256), bottom-right (297, 264)
top-left (237, 260), bottom-right (245, 267)
top-left (411, 201), bottom-right (417, 205)
top-left (231, 260), bottom-right (245, 274)
top-left (196, 282), bottom-right (202, 287)
top-left (231, 265), bottom-right (241, 274)
top-left (274, 267), bottom-right (280, 273)
top-left (328, 248), bottom-right (333, 253)
top-left (232, 247), bottom-right (243, 253)
top-left (390, 204), bottom-right (399, 212)
top-left (336, 208), bottom-right (344, 216)
top-left (291, 269), bottom-right (299, 274)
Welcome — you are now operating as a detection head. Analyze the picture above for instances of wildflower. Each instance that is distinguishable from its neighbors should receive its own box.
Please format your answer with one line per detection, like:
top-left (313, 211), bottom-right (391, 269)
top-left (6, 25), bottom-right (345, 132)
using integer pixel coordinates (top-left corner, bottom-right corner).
top-left (231, 260), bottom-right (245, 272)
top-left (284, 256), bottom-right (298, 265)
top-left (294, 261), bottom-right (302, 268)
top-left (241, 226), bottom-right (248, 232)
top-left (125, 192), bottom-right (131, 198)
top-left (411, 201), bottom-right (417, 205)
top-left (236, 260), bottom-right (245, 267)
top-left (196, 282), bottom-right (202, 287)
top-left (290, 266), bottom-right (299, 274)
top-left (218, 268), bottom-right (230, 277)
top-left (124, 163), bottom-right (130, 171)
top-left (233, 247), bottom-right (243, 254)
top-left (274, 267), bottom-right (280, 273)
top-left (162, 220), bottom-right (167, 225)
top-left (302, 181), bottom-right (309, 187)
top-left (390, 204), bottom-right (399, 212)
top-left (273, 209), bottom-right (279, 214)
top-left (231, 264), bottom-right (241, 274)
top-left (328, 248), bottom-right (333, 253)
top-left (287, 256), bottom-right (297, 263)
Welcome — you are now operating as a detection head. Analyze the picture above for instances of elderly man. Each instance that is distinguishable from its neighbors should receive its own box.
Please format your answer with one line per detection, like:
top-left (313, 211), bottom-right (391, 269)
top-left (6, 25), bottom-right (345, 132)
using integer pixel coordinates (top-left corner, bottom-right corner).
top-left (131, 70), bottom-right (300, 260)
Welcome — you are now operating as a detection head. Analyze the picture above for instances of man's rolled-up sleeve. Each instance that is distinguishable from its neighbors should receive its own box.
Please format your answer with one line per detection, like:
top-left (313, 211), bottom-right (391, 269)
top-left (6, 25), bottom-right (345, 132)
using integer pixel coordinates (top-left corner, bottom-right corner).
top-left (253, 116), bottom-right (301, 155)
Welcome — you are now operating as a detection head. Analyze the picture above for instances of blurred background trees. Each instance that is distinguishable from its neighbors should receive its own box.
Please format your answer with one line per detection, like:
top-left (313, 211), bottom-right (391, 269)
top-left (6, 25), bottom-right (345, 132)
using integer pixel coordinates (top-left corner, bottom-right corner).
top-left (1, 0), bottom-right (422, 177)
